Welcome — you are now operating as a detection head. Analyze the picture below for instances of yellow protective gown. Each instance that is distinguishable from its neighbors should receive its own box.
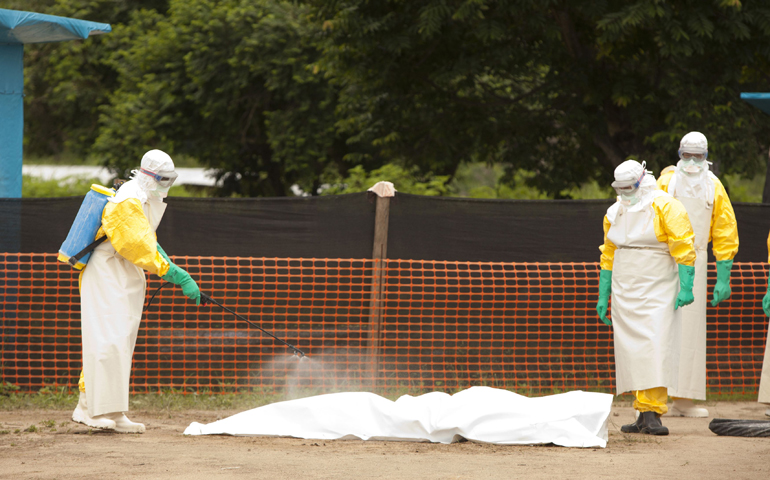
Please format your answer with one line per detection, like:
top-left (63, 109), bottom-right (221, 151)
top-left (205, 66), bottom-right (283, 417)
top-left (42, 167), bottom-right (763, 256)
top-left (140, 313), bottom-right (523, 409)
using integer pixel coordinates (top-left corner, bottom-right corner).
top-left (600, 188), bottom-right (696, 414)
top-left (79, 179), bottom-right (169, 416)
top-left (657, 169), bottom-right (738, 261)
top-left (657, 168), bottom-right (738, 400)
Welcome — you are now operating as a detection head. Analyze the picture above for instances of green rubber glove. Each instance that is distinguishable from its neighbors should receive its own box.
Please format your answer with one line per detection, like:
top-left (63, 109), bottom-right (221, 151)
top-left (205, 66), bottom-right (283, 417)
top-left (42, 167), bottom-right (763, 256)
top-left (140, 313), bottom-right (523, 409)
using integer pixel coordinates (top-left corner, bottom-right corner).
top-left (675, 264), bottom-right (695, 310)
top-left (157, 243), bottom-right (200, 305)
top-left (711, 259), bottom-right (733, 307)
top-left (763, 270), bottom-right (770, 317)
top-left (596, 269), bottom-right (612, 326)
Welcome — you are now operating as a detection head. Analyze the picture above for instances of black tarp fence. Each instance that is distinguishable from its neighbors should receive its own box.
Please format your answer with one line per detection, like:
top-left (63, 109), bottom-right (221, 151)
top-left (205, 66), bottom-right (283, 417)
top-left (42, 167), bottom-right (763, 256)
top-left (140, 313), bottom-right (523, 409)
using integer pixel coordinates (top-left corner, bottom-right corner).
top-left (2, 192), bottom-right (769, 394)
top-left (1, 193), bottom-right (769, 262)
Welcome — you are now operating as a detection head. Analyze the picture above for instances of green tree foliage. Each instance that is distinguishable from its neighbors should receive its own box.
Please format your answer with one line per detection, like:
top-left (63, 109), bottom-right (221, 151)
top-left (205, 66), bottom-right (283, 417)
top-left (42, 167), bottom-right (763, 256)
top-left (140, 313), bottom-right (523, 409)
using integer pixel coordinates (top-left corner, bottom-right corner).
top-left (310, 1), bottom-right (770, 196)
top-left (19, 0), bottom-right (169, 158)
top-left (93, 0), bottom-right (345, 197)
top-left (0, 1), bottom-right (56, 11)
top-left (15, 1), bottom-right (770, 199)
top-left (21, 175), bottom-right (99, 197)
top-left (321, 163), bottom-right (450, 195)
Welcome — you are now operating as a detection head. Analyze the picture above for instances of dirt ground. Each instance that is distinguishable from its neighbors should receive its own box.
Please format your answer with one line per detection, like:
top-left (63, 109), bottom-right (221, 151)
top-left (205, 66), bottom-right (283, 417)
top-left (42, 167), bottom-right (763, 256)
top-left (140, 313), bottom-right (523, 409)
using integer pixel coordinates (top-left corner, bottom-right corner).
top-left (0, 402), bottom-right (769, 480)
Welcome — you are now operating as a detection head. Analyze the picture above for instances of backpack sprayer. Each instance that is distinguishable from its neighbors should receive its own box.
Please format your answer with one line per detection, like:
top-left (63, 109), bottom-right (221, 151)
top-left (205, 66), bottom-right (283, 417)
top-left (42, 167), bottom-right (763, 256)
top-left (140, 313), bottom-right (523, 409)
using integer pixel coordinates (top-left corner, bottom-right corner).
top-left (58, 179), bottom-right (127, 270)
top-left (145, 284), bottom-right (306, 359)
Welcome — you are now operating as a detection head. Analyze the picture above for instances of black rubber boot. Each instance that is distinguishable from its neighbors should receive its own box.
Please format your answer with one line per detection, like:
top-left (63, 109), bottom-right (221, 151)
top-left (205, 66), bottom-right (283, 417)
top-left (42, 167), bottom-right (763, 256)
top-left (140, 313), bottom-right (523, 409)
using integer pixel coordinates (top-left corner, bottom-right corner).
top-left (639, 411), bottom-right (669, 436)
top-left (621, 412), bottom-right (643, 433)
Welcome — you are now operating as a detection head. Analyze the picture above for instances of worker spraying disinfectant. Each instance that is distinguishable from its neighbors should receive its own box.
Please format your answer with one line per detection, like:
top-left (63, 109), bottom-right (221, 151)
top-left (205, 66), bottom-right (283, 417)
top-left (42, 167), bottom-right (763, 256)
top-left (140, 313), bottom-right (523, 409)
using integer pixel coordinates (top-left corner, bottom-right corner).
top-left (62, 149), bottom-right (201, 432)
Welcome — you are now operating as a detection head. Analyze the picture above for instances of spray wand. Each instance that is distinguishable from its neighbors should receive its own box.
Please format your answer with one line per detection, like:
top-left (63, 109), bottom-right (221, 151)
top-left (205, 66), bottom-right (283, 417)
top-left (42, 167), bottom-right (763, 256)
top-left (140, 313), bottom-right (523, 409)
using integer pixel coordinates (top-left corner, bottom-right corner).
top-left (144, 283), bottom-right (306, 358)
top-left (200, 293), bottom-right (306, 358)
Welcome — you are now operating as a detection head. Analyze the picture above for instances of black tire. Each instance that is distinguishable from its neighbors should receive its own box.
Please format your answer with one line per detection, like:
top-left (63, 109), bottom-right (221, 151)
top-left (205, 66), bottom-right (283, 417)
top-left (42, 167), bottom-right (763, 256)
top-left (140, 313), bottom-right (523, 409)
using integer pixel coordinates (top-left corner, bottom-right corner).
top-left (708, 418), bottom-right (770, 437)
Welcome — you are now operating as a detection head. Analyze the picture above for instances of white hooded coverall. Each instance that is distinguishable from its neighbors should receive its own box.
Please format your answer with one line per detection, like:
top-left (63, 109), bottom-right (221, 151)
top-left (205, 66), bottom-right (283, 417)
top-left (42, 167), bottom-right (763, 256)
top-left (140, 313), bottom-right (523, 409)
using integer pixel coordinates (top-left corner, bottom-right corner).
top-left (657, 166), bottom-right (738, 400)
top-left (79, 154), bottom-right (172, 416)
top-left (600, 176), bottom-right (696, 404)
top-left (759, 231), bottom-right (770, 406)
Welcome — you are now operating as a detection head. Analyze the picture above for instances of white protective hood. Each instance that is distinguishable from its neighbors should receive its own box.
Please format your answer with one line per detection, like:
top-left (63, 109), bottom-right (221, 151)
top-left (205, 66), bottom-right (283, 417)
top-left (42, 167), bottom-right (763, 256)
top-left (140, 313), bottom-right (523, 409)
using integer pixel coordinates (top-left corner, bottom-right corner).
top-left (131, 149), bottom-right (176, 200)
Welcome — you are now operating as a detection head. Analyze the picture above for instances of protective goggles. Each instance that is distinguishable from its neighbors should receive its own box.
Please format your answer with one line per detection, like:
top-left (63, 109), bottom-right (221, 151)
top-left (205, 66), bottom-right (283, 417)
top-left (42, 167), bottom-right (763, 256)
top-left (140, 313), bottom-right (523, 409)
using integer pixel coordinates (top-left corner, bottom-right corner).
top-left (678, 150), bottom-right (708, 161)
top-left (141, 168), bottom-right (178, 187)
top-left (611, 162), bottom-right (646, 196)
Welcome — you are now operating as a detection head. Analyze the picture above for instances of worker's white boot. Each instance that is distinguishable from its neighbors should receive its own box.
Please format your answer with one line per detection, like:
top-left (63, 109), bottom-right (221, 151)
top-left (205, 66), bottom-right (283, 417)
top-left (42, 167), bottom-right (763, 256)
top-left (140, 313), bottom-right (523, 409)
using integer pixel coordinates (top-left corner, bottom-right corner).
top-left (765, 408), bottom-right (770, 418)
top-left (72, 392), bottom-right (116, 430)
top-left (666, 398), bottom-right (708, 417)
top-left (100, 412), bottom-right (145, 433)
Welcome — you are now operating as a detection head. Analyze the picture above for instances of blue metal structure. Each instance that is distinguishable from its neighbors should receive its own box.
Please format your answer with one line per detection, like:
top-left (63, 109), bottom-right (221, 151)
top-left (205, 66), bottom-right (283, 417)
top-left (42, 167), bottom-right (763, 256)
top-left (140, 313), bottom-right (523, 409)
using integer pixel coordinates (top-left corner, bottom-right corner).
top-left (0, 8), bottom-right (111, 198)
top-left (740, 92), bottom-right (770, 116)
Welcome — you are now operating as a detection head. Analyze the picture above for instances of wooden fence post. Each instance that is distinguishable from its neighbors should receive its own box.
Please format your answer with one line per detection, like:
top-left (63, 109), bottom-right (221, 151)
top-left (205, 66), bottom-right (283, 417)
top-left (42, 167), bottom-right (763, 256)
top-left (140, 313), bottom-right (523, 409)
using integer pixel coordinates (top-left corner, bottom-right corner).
top-left (367, 181), bottom-right (395, 384)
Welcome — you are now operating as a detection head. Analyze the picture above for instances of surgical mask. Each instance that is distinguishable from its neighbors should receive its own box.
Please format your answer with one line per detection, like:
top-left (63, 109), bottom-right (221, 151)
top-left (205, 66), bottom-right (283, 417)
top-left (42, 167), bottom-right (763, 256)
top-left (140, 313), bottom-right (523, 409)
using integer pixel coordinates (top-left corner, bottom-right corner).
top-left (150, 184), bottom-right (171, 200)
top-left (619, 191), bottom-right (640, 206)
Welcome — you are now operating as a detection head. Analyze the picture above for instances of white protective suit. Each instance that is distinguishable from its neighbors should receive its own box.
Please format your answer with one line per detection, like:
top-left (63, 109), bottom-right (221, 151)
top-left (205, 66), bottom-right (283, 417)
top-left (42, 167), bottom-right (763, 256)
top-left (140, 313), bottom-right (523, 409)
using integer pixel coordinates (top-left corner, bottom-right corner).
top-left (760, 331), bottom-right (770, 405)
top-left (79, 150), bottom-right (173, 417)
top-left (760, 231), bottom-right (770, 408)
top-left (657, 133), bottom-right (739, 401)
top-left (601, 171), bottom-right (696, 395)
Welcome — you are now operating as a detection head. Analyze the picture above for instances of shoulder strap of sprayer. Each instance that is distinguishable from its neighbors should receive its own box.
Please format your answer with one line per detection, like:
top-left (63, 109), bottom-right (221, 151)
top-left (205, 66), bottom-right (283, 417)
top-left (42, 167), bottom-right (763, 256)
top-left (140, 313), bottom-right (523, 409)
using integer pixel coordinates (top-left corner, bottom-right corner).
top-left (67, 235), bottom-right (108, 267)
top-left (67, 178), bottom-right (126, 267)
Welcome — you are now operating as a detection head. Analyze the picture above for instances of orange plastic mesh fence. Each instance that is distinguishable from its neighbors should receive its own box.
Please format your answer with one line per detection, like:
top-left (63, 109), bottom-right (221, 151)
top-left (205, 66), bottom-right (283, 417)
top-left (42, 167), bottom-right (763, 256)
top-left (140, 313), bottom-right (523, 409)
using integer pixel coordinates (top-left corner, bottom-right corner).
top-left (1, 253), bottom-right (767, 396)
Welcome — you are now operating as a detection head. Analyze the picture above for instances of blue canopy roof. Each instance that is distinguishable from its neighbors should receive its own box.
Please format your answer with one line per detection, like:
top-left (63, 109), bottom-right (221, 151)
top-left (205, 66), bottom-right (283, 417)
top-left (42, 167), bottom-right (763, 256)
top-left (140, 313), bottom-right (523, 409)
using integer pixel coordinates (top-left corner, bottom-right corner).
top-left (0, 9), bottom-right (111, 206)
top-left (740, 92), bottom-right (770, 116)
top-left (0, 8), bottom-right (111, 44)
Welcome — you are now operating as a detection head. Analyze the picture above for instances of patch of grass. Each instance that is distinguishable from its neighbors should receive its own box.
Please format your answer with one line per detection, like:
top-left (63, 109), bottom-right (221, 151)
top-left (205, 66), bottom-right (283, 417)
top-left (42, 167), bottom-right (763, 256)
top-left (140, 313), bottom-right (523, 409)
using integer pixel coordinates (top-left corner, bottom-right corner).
top-left (705, 391), bottom-right (760, 402)
top-left (23, 173), bottom-right (215, 198)
top-left (24, 425), bottom-right (38, 433)
top-left (724, 171), bottom-right (764, 203)
top-left (22, 175), bottom-right (103, 198)
top-left (0, 382), bottom-right (21, 396)
top-left (0, 430), bottom-right (10, 434)
top-left (128, 390), bottom-right (285, 412)
top-left (0, 382), bottom-right (759, 413)
top-left (39, 420), bottom-right (57, 429)
top-left (23, 153), bottom-right (102, 166)
top-left (0, 385), bottom-right (79, 410)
